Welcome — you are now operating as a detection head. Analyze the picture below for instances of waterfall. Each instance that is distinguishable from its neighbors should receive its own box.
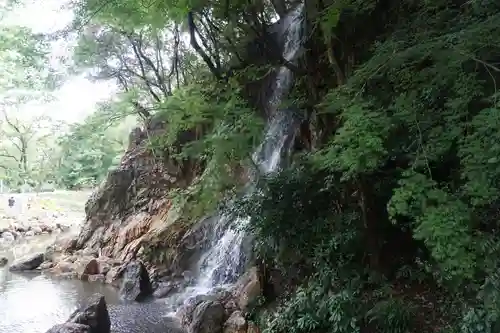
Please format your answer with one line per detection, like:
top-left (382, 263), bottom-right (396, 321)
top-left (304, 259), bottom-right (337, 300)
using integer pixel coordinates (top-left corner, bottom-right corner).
top-left (164, 3), bottom-right (306, 315)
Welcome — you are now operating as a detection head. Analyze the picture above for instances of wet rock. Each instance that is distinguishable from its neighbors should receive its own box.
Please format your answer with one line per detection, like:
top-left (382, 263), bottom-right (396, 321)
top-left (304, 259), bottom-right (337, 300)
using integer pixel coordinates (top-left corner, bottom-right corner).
top-left (77, 258), bottom-right (99, 280)
top-left (13, 223), bottom-right (25, 232)
top-left (1, 231), bottom-right (14, 241)
top-left (63, 238), bottom-right (78, 251)
top-left (51, 261), bottom-right (77, 274)
top-left (97, 259), bottom-right (112, 275)
top-left (189, 300), bottom-right (225, 333)
top-left (9, 252), bottom-right (44, 271)
top-left (0, 256), bottom-right (7, 267)
top-left (105, 265), bottom-right (124, 286)
top-left (82, 248), bottom-right (99, 258)
top-left (119, 260), bottom-right (152, 301)
top-left (56, 223), bottom-right (70, 232)
top-left (224, 311), bottom-right (247, 333)
top-left (232, 266), bottom-right (262, 311)
top-left (88, 274), bottom-right (105, 283)
top-left (46, 323), bottom-right (91, 333)
top-left (153, 281), bottom-right (177, 298)
top-left (66, 294), bottom-right (111, 333)
top-left (39, 261), bottom-right (54, 270)
top-left (177, 294), bottom-right (217, 327)
top-left (54, 272), bottom-right (79, 280)
top-left (247, 322), bottom-right (260, 333)
top-left (44, 244), bottom-right (59, 262)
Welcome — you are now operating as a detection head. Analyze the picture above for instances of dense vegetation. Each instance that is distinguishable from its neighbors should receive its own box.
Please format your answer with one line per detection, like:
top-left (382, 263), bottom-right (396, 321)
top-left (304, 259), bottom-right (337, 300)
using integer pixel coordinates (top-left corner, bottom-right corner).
top-left (3, 0), bottom-right (500, 332)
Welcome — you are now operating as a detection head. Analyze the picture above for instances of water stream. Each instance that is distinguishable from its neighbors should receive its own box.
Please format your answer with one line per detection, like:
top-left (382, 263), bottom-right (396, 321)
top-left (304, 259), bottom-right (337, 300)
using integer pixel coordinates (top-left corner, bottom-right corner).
top-left (166, 2), bottom-right (306, 314)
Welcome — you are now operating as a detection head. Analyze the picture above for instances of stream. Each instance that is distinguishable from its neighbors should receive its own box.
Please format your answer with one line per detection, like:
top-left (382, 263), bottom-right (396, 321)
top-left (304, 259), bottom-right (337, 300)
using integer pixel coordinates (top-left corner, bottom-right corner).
top-left (0, 237), bottom-right (182, 333)
top-left (0, 192), bottom-right (182, 333)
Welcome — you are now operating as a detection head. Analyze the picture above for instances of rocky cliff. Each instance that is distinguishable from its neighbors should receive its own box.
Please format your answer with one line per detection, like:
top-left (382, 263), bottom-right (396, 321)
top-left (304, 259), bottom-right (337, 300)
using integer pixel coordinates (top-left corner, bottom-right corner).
top-left (55, 114), bottom-right (209, 277)
top-left (37, 112), bottom-right (266, 333)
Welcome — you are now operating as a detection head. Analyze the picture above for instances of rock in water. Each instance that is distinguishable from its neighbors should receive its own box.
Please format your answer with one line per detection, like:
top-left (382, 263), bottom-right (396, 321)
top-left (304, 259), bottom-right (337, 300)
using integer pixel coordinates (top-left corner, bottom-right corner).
top-left (9, 252), bottom-right (44, 271)
top-left (189, 301), bottom-right (225, 333)
top-left (46, 323), bottom-right (91, 333)
top-left (119, 260), bottom-right (152, 301)
top-left (0, 256), bottom-right (7, 267)
top-left (67, 294), bottom-right (111, 333)
top-left (46, 294), bottom-right (110, 333)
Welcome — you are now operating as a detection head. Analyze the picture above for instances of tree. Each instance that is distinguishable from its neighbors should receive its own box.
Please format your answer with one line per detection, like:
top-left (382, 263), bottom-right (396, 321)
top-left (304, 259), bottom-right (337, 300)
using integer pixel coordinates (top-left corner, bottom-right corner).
top-left (54, 104), bottom-right (135, 189)
top-left (73, 23), bottom-right (203, 119)
top-left (0, 111), bottom-right (62, 186)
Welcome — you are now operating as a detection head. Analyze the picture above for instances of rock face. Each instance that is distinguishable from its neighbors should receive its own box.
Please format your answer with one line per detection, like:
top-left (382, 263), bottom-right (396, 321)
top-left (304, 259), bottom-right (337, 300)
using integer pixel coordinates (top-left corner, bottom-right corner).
top-left (119, 260), bottom-right (152, 301)
top-left (62, 114), bottom-right (207, 278)
top-left (46, 294), bottom-right (111, 333)
top-left (9, 252), bottom-right (44, 271)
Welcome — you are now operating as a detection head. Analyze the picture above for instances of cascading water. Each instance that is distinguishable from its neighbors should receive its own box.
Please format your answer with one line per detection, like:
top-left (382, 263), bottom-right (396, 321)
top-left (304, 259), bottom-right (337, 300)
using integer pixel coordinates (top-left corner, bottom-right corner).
top-left (165, 3), bottom-right (306, 314)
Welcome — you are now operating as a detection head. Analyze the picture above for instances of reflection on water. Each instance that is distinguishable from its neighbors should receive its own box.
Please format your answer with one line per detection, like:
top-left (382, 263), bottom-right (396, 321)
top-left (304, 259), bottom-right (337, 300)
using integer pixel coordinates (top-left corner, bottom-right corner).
top-left (0, 237), bottom-right (180, 333)
top-left (0, 269), bottom-right (119, 333)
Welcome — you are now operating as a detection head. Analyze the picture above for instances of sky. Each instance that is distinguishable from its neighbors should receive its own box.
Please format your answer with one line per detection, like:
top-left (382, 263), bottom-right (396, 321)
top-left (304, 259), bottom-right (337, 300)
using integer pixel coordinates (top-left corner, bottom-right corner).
top-left (3, 0), bottom-right (118, 124)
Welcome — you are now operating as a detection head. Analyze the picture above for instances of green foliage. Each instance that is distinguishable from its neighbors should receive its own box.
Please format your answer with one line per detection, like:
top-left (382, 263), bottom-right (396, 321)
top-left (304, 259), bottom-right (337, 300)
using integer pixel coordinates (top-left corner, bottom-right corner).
top-left (55, 105), bottom-right (133, 189)
top-left (233, 162), bottom-right (360, 268)
top-left (261, 276), bottom-right (361, 333)
top-left (459, 107), bottom-right (500, 206)
top-left (152, 80), bottom-right (264, 218)
top-left (366, 297), bottom-right (415, 333)
top-left (388, 171), bottom-right (476, 283)
top-left (236, 1), bottom-right (500, 333)
top-left (313, 101), bottom-right (392, 180)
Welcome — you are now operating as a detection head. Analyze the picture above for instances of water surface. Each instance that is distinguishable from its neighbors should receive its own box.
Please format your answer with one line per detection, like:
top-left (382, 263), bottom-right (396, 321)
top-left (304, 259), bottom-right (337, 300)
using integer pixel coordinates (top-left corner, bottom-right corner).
top-left (0, 237), bottom-right (181, 333)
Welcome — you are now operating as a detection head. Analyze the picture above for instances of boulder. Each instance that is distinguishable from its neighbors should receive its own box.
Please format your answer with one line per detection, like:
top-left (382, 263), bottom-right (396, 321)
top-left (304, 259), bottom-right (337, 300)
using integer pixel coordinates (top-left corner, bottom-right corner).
top-left (46, 323), bottom-right (91, 333)
top-left (153, 281), bottom-right (177, 298)
top-left (97, 258), bottom-right (112, 275)
top-left (177, 294), bottom-right (217, 327)
top-left (50, 261), bottom-right (77, 274)
top-left (189, 300), bottom-right (225, 333)
top-left (66, 294), bottom-right (111, 333)
top-left (9, 252), bottom-right (44, 271)
top-left (77, 258), bottom-right (99, 280)
top-left (2, 231), bottom-right (14, 241)
top-left (223, 311), bottom-right (247, 333)
top-left (105, 265), bottom-right (124, 286)
top-left (39, 261), bottom-right (54, 270)
top-left (0, 256), bottom-right (7, 267)
top-left (119, 260), bottom-right (152, 301)
top-left (45, 294), bottom-right (110, 333)
top-left (232, 267), bottom-right (262, 311)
